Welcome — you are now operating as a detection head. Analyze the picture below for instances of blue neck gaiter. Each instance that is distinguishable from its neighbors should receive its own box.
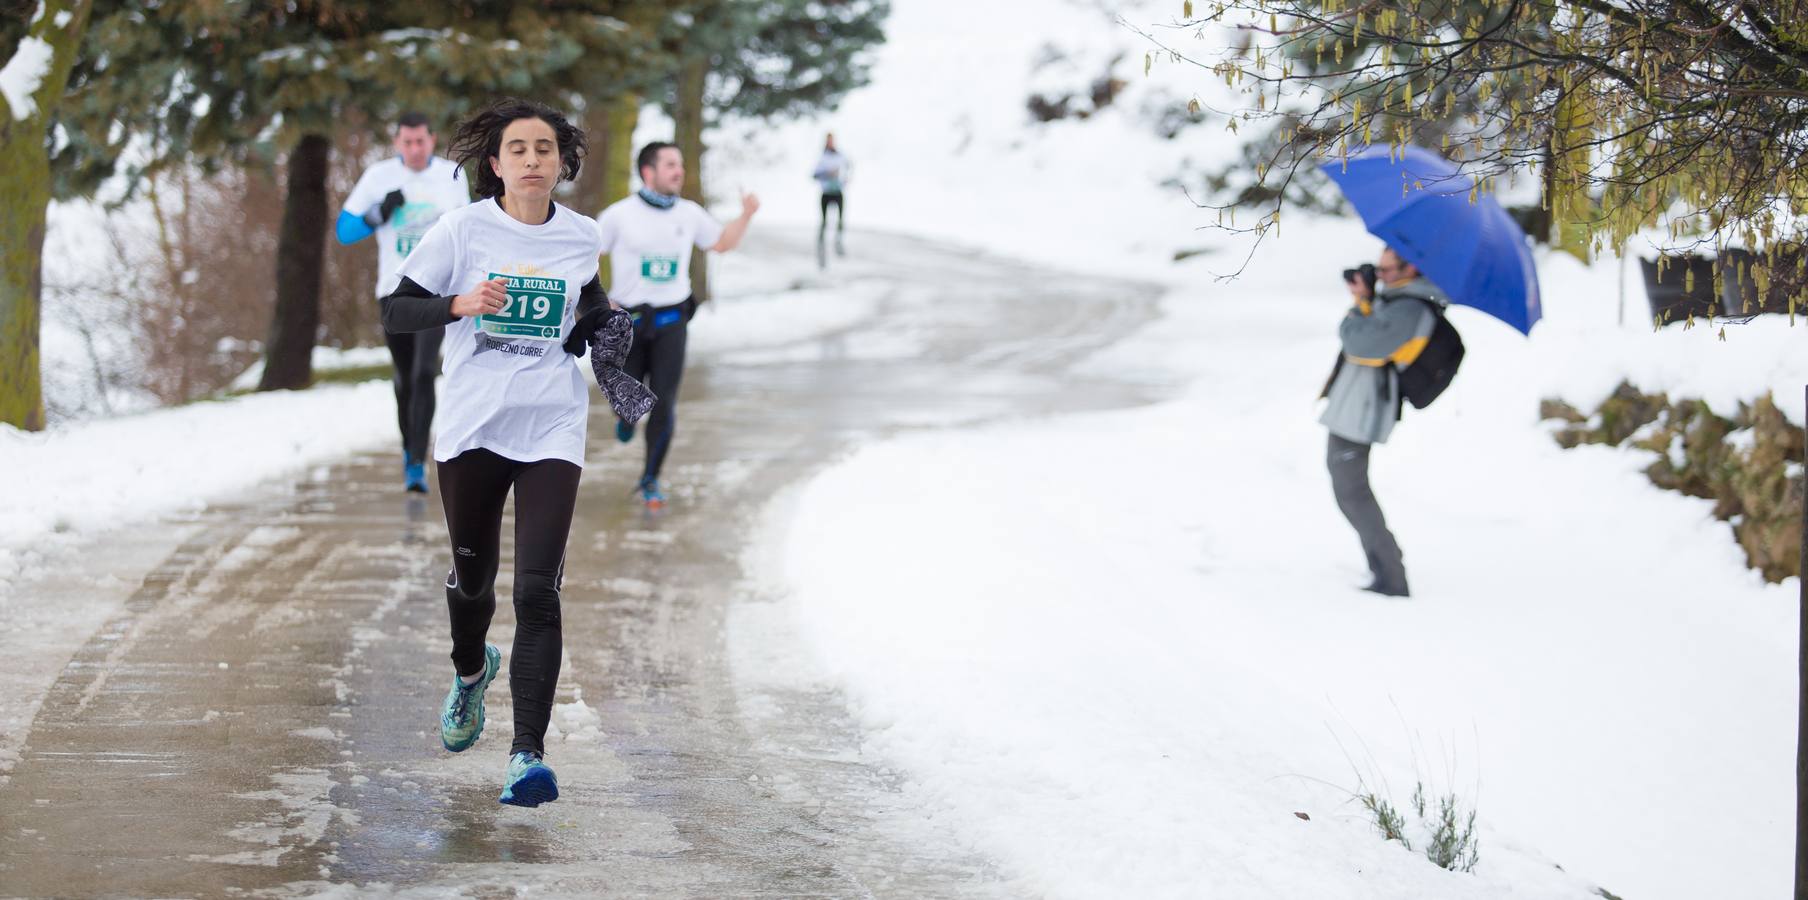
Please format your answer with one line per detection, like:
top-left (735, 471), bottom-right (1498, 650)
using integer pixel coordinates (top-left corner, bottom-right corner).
top-left (637, 188), bottom-right (677, 210)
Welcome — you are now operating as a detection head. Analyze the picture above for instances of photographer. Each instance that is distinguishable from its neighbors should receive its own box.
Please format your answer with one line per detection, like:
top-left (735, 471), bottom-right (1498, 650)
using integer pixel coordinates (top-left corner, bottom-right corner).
top-left (1320, 248), bottom-right (1446, 598)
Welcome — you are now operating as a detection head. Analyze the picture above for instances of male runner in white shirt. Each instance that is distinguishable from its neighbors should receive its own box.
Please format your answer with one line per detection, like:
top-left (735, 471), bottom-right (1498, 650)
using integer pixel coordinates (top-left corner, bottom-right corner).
top-left (594, 141), bottom-right (758, 509)
top-left (336, 111), bottom-right (471, 492)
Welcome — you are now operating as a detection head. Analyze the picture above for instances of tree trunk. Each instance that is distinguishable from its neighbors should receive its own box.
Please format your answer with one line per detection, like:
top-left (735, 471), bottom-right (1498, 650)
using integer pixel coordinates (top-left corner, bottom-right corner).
top-left (575, 93), bottom-right (641, 292)
top-left (603, 93), bottom-right (640, 213)
top-left (674, 57), bottom-right (710, 304)
top-left (576, 92), bottom-right (639, 214)
top-left (601, 93), bottom-right (639, 293)
top-left (259, 133), bottom-right (331, 392)
top-left (0, 130), bottom-right (49, 430)
top-left (1529, 136), bottom-right (1557, 247)
top-left (0, 0), bottom-right (96, 430)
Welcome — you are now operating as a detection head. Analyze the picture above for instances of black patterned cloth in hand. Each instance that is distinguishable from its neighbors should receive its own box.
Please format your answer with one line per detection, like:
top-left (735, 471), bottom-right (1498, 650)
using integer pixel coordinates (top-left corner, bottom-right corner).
top-left (588, 309), bottom-right (656, 423)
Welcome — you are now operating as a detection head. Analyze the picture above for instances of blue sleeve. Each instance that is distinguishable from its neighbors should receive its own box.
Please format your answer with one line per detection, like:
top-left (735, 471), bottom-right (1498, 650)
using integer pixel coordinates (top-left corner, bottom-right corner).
top-left (335, 210), bottom-right (374, 245)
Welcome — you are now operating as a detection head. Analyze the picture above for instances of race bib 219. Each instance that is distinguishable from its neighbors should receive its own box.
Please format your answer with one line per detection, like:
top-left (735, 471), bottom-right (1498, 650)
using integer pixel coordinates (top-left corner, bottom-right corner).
top-left (476, 273), bottom-right (567, 340)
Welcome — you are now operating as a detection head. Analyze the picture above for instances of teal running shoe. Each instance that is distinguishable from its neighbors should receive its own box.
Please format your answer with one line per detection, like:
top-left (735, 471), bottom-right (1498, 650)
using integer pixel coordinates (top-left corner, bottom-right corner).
top-left (439, 644), bottom-right (501, 753)
top-left (499, 751), bottom-right (559, 807)
top-left (404, 460), bottom-right (428, 493)
top-left (638, 478), bottom-right (666, 511)
top-left (615, 418), bottom-right (635, 443)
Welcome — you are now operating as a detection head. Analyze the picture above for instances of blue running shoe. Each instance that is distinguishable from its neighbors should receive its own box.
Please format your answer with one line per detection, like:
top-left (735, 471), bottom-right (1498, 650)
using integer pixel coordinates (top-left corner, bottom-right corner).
top-left (638, 478), bottom-right (666, 510)
top-left (499, 751), bottom-right (559, 807)
top-left (615, 418), bottom-right (635, 443)
top-left (439, 644), bottom-right (501, 752)
top-left (404, 460), bottom-right (428, 493)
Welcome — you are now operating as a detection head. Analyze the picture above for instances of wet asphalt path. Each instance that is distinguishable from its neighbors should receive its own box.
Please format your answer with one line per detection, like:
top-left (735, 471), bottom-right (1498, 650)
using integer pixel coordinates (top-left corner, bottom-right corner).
top-left (0, 230), bottom-right (1159, 898)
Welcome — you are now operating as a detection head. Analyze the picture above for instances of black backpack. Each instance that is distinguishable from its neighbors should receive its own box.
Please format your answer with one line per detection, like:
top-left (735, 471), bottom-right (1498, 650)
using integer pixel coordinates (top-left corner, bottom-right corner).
top-left (1394, 296), bottom-right (1464, 410)
top-left (1318, 295), bottom-right (1465, 415)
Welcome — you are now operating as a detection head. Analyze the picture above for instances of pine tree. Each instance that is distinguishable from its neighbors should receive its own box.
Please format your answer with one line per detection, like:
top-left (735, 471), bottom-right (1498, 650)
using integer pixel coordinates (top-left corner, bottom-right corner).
top-left (52, 2), bottom-right (662, 391)
top-left (568, 1), bottom-right (693, 218)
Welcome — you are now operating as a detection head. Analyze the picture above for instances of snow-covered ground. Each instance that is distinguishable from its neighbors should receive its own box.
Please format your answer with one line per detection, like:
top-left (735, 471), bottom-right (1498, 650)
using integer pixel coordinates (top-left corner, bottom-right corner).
top-left (743, 226), bottom-right (1799, 899)
top-left (708, 1), bottom-right (1805, 899)
top-left (228, 345), bottom-right (395, 391)
top-left (0, 381), bottom-right (400, 588)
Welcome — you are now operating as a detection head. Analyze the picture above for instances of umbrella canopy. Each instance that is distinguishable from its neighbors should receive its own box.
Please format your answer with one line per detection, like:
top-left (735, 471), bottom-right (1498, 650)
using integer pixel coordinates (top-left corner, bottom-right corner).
top-left (1320, 145), bottom-right (1542, 334)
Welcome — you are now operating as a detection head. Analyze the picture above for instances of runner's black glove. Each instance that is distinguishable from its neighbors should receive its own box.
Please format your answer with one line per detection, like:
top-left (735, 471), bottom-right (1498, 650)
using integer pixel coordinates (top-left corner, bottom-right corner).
top-left (361, 189), bottom-right (407, 229)
top-left (563, 306), bottom-right (611, 357)
top-left (378, 189), bottom-right (406, 222)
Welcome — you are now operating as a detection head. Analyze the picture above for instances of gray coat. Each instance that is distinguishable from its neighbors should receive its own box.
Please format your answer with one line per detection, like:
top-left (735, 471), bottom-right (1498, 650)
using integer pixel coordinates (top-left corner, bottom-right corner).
top-left (1319, 278), bottom-right (1445, 445)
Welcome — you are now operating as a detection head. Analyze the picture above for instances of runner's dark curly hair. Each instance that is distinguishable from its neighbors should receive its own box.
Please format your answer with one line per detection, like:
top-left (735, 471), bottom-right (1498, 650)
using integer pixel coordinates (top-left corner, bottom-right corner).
top-left (449, 98), bottom-right (587, 200)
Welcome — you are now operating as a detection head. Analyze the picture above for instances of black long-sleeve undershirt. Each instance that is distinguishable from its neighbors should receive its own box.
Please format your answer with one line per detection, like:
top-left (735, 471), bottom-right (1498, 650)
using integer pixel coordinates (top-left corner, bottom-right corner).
top-left (380, 274), bottom-right (606, 334)
top-left (379, 277), bottom-right (458, 333)
top-left (575, 276), bottom-right (605, 318)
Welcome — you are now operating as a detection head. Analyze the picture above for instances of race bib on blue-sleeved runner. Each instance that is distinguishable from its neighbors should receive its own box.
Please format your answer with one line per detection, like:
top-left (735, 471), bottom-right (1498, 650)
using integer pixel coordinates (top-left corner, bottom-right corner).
top-left (393, 202), bottom-right (440, 258)
top-left (477, 273), bottom-right (567, 340)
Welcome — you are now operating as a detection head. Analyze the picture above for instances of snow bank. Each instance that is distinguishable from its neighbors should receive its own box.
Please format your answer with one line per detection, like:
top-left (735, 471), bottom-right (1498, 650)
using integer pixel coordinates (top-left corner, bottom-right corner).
top-left (751, 233), bottom-right (1798, 897)
top-left (697, 1), bottom-right (1223, 280)
top-left (686, 259), bottom-right (885, 359)
top-left (0, 380), bottom-right (397, 584)
top-left (728, 1), bottom-right (1801, 898)
top-left (229, 345), bottom-right (395, 391)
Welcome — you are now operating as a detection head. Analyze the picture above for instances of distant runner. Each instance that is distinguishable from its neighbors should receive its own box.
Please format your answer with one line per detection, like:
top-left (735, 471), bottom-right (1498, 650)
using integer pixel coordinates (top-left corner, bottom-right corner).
top-left (379, 98), bottom-right (650, 807)
top-left (812, 133), bottom-right (849, 268)
top-left (336, 112), bottom-right (471, 493)
top-left (595, 141), bottom-right (759, 509)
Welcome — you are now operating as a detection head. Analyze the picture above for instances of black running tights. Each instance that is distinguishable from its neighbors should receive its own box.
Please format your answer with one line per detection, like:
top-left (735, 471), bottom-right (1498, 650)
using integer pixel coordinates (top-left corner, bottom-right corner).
top-left (385, 325), bottom-right (444, 464)
top-left (438, 448), bottom-right (581, 756)
top-left (819, 191), bottom-right (844, 236)
top-left (623, 312), bottom-right (689, 483)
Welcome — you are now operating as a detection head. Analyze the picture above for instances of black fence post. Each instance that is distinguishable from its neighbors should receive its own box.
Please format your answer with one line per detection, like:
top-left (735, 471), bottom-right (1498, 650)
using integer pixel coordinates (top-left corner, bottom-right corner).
top-left (1798, 384), bottom-right (1807, 900)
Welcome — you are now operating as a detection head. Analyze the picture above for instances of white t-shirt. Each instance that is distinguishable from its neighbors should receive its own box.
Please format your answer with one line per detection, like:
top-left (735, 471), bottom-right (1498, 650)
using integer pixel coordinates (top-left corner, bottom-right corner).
top-left (395, 198), bottom-right (602, 467)
top-left (595, 195), bottom-right (725, 308)
top-left (343, 156), bottom-right (471, 297)
top-left (813, 150), bottom-right (850, 193)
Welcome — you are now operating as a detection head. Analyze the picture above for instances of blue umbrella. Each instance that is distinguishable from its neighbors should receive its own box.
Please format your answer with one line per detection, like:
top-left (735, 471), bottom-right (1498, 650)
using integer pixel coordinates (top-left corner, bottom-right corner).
top-left (1320, 145), bottom-right (1542, 334)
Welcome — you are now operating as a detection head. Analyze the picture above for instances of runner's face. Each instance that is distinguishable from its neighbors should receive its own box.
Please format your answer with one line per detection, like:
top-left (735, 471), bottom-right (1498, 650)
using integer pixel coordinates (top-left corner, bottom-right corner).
top-left (645, 148), bottom-right (684, 195)
top-left (490, 118), bottom-right (560, 201)
top-left (395, 125), bottom-right (434, 170)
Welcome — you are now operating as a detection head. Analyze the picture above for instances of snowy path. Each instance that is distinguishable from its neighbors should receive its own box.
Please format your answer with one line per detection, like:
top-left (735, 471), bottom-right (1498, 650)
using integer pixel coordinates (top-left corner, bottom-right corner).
top-left (0, 230), bottom-right (1160, 896)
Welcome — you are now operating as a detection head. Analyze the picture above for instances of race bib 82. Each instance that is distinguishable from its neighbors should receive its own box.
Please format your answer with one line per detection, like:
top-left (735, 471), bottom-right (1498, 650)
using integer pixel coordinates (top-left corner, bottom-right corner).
top-left (641, 255), bottom-right (680, 283)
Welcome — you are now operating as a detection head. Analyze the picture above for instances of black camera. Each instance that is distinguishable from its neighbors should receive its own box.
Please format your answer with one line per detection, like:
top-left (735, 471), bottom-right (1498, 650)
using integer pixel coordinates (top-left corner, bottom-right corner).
top-left (1342, 263), bottom-right (1377, 293)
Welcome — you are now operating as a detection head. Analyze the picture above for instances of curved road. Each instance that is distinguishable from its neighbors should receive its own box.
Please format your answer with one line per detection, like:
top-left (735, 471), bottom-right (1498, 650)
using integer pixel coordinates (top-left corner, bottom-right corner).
top-left (0, 230), bottom-right (1159, 898)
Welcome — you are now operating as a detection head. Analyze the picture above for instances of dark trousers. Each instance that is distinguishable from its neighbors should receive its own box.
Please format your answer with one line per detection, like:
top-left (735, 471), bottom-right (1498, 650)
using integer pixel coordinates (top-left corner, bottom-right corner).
top-left (819, 191), bottom-right (845, 238)
top-left (623, 306), bottom-right (689, 484)
top-left (1327, 433), bottom-right (1408, 591)
top-left (818, 192), bottom-right (844, 264)
top-left (438, 448), bottom-right (581, 756)
top-left (385, 326), bottom-right (444, 464)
